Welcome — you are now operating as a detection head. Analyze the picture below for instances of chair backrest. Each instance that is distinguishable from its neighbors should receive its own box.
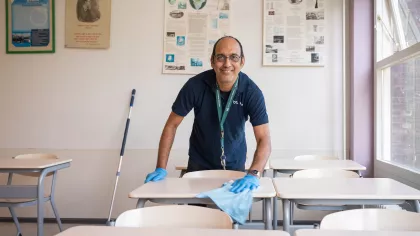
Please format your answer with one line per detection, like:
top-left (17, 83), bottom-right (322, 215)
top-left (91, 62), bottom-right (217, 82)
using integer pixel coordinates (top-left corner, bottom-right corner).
top-left (115, 205), bottom-right (233, 228)
top-left (320, 209), bottom-right (420, 231)
top-left (13, 153), bottom-right (58, 177)
top-left (182, 170), bottom-right (246, 178)
top-left (292, 169), bottom-right (360, 178)
top-left (294, 155), bottom-right (338, 161)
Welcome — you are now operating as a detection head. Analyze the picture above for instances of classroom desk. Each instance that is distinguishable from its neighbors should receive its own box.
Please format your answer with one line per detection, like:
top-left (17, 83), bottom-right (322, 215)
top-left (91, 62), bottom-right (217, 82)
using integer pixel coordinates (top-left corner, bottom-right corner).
top-left (269, 159), bottom-right (366, 176)
top-left (175, 159), bottom-right (271, 177)
top-left (273, 178), bottom-right (420, 233)
top-left (54, 225), bottom-right (291, 236)
top-left (0, 158), bottom-right (72, 236)
top-left (129, 177), bottom-right (276, 230)
top-left (269, 159), bottom-right (366, 230)
top-left (294, 229), bottom-right (420, 236)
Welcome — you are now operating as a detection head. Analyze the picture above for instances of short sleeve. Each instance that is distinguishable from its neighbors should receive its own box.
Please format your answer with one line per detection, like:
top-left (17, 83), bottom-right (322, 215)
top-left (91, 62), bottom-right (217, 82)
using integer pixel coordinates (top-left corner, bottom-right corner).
top-left (171, 79), bottom-right (196, 117)
top-left (247, 88), bottom-right (269, 126)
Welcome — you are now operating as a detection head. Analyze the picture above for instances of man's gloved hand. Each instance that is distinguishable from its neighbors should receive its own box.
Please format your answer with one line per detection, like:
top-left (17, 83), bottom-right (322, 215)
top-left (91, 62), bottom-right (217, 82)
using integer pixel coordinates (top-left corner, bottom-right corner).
top-left (144, 168), bottom-right (167, 183)
top-left (230, 174), bottom-right (259, 193)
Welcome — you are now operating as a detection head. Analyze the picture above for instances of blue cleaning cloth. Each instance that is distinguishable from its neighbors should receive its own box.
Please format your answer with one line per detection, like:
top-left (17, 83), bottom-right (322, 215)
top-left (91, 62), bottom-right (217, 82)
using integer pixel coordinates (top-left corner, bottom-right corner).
top-left (196, 181), bottom-right (254, 225)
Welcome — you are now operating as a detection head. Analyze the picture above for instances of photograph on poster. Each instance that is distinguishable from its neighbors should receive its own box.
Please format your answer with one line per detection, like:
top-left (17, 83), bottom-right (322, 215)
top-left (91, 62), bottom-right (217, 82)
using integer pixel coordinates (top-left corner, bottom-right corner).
top-left (311, 53), bottom-right (319, 63)
top-left (274, 35), bottom-right (284, 43)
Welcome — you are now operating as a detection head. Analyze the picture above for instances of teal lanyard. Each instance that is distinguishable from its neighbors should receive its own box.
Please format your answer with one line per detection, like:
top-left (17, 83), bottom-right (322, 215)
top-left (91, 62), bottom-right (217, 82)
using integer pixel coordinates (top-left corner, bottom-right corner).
top-left (215, 77), bottom-right (239, 169)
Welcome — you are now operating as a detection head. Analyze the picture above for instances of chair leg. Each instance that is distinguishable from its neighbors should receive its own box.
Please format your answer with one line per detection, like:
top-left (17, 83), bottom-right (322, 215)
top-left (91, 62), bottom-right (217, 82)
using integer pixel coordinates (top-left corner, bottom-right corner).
top-left (290, 203), bottom-right (295, 225)
top-left (50, 199), bottom-right (63, 231)
top-left (8, 207), bottom-right (22, 236)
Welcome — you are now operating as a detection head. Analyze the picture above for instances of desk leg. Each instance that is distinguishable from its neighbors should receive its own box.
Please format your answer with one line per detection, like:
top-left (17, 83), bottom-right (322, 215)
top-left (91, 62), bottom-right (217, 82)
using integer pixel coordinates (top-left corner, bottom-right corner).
top-left (37, 171), bottom-right (47, 236)
top-left (136, 199), bottom-right (146, 208)
top-left (282, 199), bottom-right (291, 233)
top-left (273, 170), bottom-right (278, 230)
top-left (264, 198), bottom-right (272, 230)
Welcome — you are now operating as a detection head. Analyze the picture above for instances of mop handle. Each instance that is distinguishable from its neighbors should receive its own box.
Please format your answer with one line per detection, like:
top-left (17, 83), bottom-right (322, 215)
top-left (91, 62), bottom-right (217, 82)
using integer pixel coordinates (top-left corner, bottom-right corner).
top-left (120, 89), bottom-right (136, 157)
top-left (107, 89), bottom-right (136, 223)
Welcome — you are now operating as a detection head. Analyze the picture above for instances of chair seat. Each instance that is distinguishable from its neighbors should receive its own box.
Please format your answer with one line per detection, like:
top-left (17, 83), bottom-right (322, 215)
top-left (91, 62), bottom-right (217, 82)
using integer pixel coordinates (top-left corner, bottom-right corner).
top-left (0, 198), bottom-right (38, 204)
top-left (296, 203), bottom-right (348, 211)
top-left (0, 193), bottom-right (50, 204)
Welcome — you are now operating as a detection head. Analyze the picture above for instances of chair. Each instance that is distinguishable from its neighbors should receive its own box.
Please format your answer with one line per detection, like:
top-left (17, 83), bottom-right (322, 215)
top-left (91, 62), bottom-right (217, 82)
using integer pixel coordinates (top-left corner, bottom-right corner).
top-left (0, 153), bottom-right (63, 236)
top-left (115, 205), bottom-right (233, 229)
top-left (182, 170), bottom-right (246, 178)
top-left (294, 155), bottom-right (339, 161)
top-left (289, 169), bottom-right (361, 225)
top-left (320, 209), bottom-right (420, 231)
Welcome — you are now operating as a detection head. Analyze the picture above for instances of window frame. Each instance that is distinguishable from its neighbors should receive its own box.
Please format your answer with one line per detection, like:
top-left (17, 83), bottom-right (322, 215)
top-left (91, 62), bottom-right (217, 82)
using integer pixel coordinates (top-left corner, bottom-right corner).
top-left (374, 0), bottom-right (420, 189)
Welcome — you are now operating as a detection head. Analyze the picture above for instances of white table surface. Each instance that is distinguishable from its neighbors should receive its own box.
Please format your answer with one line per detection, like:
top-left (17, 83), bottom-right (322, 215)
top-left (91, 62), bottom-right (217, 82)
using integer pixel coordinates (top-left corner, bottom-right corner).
top-left (294, 229), bottom-right (420, 236)
top-left (129, 177), bottom-right (276, 199)
top-left (55, 226), bottom-right (291, 236)
top-left (0, 158), bottom-right (72, 169)
top-left (273, 178), bottom-right (420, 199)
top-left (269, 159), bottom-right (366, 171)
top-left (175, 159), bottom-right (270, 170)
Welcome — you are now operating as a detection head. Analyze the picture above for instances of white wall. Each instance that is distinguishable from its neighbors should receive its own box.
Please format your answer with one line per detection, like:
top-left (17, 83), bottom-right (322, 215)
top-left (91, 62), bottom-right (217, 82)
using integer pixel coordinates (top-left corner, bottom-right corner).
top-left (0, 0), bottom-right (344, 220)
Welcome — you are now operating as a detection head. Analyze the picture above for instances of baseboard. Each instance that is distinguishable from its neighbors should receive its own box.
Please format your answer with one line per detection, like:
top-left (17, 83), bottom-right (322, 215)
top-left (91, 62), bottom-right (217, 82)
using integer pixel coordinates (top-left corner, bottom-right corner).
top-left (0, 217), bottom-right (319, 226)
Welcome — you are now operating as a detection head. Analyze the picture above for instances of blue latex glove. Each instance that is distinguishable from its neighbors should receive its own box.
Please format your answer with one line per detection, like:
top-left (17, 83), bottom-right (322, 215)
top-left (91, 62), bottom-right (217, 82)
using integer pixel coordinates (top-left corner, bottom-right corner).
top-left (230, 174), bottom-right (259, 193)
top-left (144, 168), bottom-right (167, 183)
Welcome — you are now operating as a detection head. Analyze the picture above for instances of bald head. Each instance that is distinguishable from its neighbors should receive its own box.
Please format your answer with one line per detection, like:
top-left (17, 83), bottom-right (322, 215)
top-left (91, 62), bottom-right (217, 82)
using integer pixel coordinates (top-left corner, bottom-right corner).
top-left (211, 36), bottom-right (244, 63)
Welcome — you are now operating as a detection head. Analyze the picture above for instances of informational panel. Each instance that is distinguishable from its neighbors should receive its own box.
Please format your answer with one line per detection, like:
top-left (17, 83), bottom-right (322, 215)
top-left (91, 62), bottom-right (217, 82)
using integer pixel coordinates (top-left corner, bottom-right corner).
top-left (163, 0), bottom-right (231, 74)
top-left (5, 0), bottom-right (55, 54)
top-left (64, 0), bottom-right (112, 49)
top-left (263, 0), bottom-right (326, 66)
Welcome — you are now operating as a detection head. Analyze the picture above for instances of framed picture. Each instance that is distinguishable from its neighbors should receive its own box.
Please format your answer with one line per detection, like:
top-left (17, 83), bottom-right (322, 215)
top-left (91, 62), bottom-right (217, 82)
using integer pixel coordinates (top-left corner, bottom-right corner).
top-left (64, 0), bottom-right (112, 49)
top-left (5, 0), bottom-right (55, 54)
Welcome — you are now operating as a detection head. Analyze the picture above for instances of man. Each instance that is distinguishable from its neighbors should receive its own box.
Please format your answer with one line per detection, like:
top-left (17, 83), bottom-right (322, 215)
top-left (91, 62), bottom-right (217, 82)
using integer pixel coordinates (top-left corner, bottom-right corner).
top-left (145, 36), bottom-right (271, 193)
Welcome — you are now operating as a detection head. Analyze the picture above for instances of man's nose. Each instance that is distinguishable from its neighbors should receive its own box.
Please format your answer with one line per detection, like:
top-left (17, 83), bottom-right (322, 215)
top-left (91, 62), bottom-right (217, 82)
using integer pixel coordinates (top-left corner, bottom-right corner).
top-left (223, 57), bottom-right (232, 67)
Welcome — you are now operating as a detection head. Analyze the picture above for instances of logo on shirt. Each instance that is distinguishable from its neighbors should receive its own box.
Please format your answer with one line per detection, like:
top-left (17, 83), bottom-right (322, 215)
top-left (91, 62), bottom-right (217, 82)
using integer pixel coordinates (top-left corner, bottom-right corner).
top-left (233, 100), bottom-right (243, 106)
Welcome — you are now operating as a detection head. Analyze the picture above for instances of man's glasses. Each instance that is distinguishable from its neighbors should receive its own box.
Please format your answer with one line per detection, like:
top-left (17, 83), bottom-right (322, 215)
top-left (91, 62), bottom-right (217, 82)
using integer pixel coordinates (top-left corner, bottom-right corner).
top-left (214, 54), bottom-right (242, 63)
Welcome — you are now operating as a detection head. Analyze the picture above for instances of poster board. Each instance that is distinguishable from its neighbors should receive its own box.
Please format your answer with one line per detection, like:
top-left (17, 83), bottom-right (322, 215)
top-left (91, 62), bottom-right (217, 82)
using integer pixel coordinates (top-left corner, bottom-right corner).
top-left (64, 0), bottom-right (111, 49)
top-left (263, 0), bottom-right (326, 66)
top-left (5, 0), bottom-right (55, 54)
top-left (163, 0), bottom-right (231, 74)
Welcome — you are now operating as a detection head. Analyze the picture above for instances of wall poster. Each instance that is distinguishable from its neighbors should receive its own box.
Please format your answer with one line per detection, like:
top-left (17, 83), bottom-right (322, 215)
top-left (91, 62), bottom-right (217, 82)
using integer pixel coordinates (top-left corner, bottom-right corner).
top-left (5, 0), bottom-right (55, 54)
top-left (263, 0), bottom-right (326, 66)
top-left (65, 0), bottom-right (112, 49)
top-left (163, 0), bottom-right (231, 74)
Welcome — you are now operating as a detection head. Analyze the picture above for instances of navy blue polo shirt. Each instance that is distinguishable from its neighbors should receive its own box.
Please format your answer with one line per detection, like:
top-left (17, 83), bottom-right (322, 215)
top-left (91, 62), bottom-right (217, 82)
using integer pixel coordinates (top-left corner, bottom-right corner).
top-left (172, 69), bottom-right (269, 171)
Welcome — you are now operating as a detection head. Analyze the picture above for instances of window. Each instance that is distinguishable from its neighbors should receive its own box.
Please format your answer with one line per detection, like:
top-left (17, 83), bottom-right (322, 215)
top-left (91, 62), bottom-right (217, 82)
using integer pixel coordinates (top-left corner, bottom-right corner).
top-left (376, 0), bottom-right (420, 173)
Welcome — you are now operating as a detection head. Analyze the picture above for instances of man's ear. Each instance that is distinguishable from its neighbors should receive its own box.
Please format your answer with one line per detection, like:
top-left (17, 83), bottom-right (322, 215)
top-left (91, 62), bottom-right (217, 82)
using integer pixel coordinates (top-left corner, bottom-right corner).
top-left (240, 56), bottom-right (245, 68)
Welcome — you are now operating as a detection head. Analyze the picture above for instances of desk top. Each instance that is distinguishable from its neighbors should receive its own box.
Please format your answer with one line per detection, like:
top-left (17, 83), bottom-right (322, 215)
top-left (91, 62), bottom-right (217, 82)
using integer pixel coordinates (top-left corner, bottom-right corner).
top-left (55, 226), bottom-right (290, 236)
top-left (175, 159), bottom-right (270, 170)
top-left (273, 178), bottom-right (420, 199)
top-left (269, 159), bottom-right (366, 171)
top-left (129, 177), bottom-right (276, 199)
top-left (295, 229), bottom-right (420, 236)
top-left (0, 158), bottom-right (72, 169)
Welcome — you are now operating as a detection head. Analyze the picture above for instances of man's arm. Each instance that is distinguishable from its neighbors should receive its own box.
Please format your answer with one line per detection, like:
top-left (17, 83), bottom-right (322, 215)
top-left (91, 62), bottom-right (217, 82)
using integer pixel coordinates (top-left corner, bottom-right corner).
top-left (156, 111), bottom-right (184, 169)
top-left (249, 123), bottom-right (271, 174)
